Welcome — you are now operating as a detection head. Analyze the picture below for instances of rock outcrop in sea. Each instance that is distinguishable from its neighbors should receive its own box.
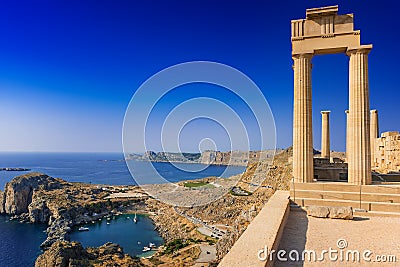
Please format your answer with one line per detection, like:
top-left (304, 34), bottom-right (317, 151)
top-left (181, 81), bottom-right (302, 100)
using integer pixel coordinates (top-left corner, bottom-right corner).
top-left (2, 172), bottom-right (62, 215)
top-left (35, 241), bottom-right (142, 267)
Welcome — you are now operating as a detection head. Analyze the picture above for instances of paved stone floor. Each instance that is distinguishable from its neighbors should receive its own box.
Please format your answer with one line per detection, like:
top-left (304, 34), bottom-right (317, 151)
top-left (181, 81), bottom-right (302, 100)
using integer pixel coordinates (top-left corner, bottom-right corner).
top-left (276, 210), bottom-right (400, 266)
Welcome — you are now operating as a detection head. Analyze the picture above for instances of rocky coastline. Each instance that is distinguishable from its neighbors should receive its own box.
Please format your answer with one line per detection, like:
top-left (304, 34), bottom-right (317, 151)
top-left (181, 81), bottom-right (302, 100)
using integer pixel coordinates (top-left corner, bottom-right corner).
top-left (0, 148), bottom-right (293, 266)
top-left (0, 172), bottom-right (148, 249)
top-left (35, 241), bottom-right (143, 267)
top-left (127, 149), bottom-right (280, 167)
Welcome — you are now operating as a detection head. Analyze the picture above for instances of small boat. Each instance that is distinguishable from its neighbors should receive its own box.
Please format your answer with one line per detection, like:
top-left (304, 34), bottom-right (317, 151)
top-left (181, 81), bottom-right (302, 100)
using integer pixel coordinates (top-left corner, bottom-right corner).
top-left (133, 213), bottom-right (137, 223)
top-left (78, 227), bottom-right (89, 231)
top-left (106, 222), bottom-right (110, 225)
top-left (142, 246), bottom-right (151, 252)
top-left (149, 242), bottom-right (156, 248)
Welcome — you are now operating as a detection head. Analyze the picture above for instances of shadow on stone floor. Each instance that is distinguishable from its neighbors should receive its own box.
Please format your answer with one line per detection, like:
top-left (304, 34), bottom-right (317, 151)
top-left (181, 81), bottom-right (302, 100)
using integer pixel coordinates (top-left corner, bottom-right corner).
top-left (275, 209), bottom-right (309, 266)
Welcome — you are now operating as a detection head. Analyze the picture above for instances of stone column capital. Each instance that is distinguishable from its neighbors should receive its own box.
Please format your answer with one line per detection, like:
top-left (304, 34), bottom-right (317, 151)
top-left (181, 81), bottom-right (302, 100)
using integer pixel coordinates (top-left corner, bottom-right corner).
top-left (321, 110), bottom-right (331, 115)
top-left (292, 53), bottom-right (314, 60)
top-left (345, 110), bottom-right (349, 114)
top-left (370, 109), bottom-right (378, 114)
top-left (346, 44), bottom-right (373, 56)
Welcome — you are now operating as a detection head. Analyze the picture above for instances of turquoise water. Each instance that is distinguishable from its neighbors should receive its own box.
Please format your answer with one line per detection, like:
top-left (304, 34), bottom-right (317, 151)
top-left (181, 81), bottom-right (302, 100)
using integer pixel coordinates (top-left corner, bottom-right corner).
top-left (69, 214), bottom-right (163, 257)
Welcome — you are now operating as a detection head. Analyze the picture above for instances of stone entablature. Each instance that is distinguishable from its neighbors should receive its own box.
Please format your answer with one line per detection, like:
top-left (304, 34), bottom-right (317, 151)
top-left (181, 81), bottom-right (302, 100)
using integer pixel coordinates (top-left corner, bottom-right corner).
top-left (291, 5), bottom-right (360, 55)
top-left (373, 131), bottom-right (400, 172)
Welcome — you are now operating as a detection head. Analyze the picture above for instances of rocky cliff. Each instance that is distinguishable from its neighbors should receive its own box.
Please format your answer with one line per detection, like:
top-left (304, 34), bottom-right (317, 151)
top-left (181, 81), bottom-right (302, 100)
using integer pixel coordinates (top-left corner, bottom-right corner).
top-left (0, 190), bottom-right (3, 214)
top-left (35, 241), bottom-right (142, 267)
top-left (0, 172), bottom-right (147, 249)
top-left (1, 172), bottom-right (62, 215)
top-left (200, 150), bottom-right (279, 166)
top-left (138, 148), bottom-right (293, 263)
top-left (215, 147), bottom-right (293, 260)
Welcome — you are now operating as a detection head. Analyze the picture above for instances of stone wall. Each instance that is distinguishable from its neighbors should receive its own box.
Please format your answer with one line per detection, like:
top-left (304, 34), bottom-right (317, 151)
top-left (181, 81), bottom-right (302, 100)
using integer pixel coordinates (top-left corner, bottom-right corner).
top-left (373, 131), bottom-right (400, 172)
top-left (218, 191), bottom-right (290, 267)
top-left (314, 158), bottom-right (348, 181)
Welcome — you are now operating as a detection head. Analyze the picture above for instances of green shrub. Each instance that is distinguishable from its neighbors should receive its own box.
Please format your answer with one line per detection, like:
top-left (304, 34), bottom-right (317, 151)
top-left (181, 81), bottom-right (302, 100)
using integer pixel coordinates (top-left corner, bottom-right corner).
top-left (163, 239), bottom-right (189, 254)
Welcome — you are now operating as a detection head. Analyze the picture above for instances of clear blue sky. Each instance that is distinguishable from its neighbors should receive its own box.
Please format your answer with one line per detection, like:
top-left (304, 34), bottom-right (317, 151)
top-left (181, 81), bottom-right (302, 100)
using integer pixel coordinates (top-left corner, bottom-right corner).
top-left (0, 0), bottom-right (399, 152)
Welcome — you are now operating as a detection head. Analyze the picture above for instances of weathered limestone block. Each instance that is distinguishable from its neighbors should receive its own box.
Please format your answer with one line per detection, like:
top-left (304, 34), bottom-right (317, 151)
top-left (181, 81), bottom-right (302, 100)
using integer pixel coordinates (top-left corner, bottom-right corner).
top-left (306, 205), bottom-right (353, 220)
top-left (306, 205), bottom-right (330, 218)
top-left (328, 206), bottom-right (353, 220)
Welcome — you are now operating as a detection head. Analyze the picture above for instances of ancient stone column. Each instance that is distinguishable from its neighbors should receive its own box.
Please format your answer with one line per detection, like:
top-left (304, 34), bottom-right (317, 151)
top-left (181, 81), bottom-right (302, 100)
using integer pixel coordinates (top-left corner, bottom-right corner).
top-left (370, 109), bottom-right (379, 168)
top-left (293, 53), bottom-right (314, 183)
top-left (345, 110), bottom-right (349, 162)
top-left (347, 45), bottom-right (372, 185)
top-left (321, 111), bottom-right (331, 159)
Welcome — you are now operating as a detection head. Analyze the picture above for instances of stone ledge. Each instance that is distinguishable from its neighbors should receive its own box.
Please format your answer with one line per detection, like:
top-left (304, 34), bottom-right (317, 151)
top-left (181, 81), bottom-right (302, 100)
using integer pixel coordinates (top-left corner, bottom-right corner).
top-left (218, 190), bottom-right (290, 267)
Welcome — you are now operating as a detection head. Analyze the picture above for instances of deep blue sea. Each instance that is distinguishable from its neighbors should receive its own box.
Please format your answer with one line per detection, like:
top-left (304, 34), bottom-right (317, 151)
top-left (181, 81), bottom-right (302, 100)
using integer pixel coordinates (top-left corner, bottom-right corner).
top-left (0, 215), bottom-right (47, 267)
top-left (0, 152), bottom-right (245, 266)
top-left (0, 152), bottom-right (245, 189)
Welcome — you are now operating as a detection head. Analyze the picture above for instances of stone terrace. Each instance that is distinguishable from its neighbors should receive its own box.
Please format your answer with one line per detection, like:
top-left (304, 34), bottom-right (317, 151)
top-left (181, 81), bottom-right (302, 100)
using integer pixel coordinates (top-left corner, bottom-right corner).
top-left (277, 209), bottom-right (400, 266)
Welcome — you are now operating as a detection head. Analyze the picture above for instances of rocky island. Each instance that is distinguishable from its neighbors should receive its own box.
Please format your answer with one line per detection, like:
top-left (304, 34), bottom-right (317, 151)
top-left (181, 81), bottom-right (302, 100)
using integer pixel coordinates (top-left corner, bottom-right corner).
top-left (0, 167), bottom-right (31, 171)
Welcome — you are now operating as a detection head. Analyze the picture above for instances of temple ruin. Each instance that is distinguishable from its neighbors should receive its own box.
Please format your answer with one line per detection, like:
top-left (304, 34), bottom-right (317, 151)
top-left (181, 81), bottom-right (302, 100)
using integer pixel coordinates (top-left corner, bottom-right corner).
top-left (292, 5), bottom-right (372, 185)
